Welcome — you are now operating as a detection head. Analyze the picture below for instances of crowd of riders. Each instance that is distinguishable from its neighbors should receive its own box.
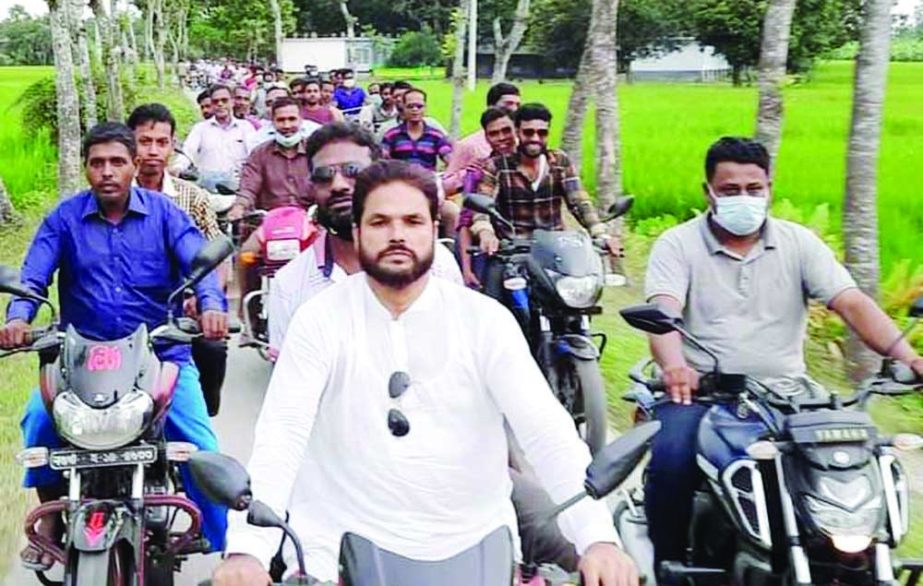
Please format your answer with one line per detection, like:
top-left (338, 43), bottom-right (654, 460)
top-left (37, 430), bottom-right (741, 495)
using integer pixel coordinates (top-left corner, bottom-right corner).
top-left (1, 56), bottom-right (922, 586)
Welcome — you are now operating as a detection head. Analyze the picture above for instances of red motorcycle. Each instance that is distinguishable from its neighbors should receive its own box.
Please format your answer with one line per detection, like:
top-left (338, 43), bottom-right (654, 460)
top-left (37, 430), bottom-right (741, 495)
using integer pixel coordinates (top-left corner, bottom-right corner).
top-left (238, 206), bottom-right (319, 361)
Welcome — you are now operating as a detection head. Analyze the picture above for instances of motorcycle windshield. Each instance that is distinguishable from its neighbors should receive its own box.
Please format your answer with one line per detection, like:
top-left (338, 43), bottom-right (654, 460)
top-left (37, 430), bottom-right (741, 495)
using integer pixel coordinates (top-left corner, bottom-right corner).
top-left (531, 229), bottom-right (603, 278)
top-left (61, 324), bottom-right (152, 409)
top-left (339, 526), bottom-right (515, 586)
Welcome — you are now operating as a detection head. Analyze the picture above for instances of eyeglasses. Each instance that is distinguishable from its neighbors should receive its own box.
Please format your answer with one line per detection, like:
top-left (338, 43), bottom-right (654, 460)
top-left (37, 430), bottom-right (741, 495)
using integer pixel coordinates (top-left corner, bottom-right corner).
top-left (521, 128), bottom-right (549, 138)
top-left (311, 162), bottom-right (367, 184)
top-left (387, 371), bottom-right (411, 437)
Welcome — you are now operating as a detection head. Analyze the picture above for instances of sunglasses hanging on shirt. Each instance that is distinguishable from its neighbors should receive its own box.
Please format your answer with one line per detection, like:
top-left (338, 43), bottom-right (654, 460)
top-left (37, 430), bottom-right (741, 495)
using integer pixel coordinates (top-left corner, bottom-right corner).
top-left (387, 371), bottom-right (411, 437)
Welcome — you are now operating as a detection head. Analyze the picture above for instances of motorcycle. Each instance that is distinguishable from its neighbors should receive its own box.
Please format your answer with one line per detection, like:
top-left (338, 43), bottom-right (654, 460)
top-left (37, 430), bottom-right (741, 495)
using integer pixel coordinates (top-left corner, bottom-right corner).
top-left (3, 237), bottom-right (237, 586)
top-left (462, 193), bottom-right (634, 455)
top-left (615, 299), bottom-right (923, 585)
top-left (237, 206), bottom-right (319, 361)
top-left (172, 148), bottom-right (238, 243)
top-left (189, 420), bottom-right (662, 585)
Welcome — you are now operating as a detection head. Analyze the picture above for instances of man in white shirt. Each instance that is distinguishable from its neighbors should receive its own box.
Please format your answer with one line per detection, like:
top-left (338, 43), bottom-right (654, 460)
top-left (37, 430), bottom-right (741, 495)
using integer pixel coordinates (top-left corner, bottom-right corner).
top-left (268, 123), bottom-right (462, 356)
top-left (180, 84), bottom-right (256, 186)
top-left (212, 160), bottom-right (638, 585)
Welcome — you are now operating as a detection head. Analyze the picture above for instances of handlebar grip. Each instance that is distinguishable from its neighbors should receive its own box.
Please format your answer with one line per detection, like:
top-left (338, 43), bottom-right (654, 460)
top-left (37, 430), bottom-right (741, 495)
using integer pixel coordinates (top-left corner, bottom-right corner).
top-left (645, 379), bottom-right (666, 393)
top-left (890, 362), bottom-right (921, 385)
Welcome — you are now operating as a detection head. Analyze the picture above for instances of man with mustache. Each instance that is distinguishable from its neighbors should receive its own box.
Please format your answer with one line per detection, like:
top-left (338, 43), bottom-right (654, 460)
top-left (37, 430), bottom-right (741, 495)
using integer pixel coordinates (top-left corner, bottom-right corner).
top-left (266, 123), bottom-right (461, 356)
top-left (472, 103), bottom-right (624, 300)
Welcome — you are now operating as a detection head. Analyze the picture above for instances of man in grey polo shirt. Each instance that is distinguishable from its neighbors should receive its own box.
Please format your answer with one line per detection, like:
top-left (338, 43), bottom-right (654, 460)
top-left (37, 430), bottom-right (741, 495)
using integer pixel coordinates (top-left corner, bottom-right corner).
top-left (642, 136), bottom-right (923, 568)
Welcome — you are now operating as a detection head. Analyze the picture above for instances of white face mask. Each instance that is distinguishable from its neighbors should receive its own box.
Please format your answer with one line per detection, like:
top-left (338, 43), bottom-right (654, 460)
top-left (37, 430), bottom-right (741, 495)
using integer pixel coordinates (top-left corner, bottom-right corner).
top-left (343, 78), bottom-right (356, 88)
top-left (274, 130), bottom-right (302, 149)
top-left (710, 191), bottom-right (769, 236)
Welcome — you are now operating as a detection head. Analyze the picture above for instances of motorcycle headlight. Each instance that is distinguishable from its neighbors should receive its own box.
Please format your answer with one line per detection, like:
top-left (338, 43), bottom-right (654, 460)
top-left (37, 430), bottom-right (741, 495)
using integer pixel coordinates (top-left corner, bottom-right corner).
top-left (804, 475), bottom-right (883, 538)
top-left (265, 239), bottom-right (301, 262)
top-left (53, 391), bottom-right (153, 450)
top-left (554, 275), bottom-right (602, 308)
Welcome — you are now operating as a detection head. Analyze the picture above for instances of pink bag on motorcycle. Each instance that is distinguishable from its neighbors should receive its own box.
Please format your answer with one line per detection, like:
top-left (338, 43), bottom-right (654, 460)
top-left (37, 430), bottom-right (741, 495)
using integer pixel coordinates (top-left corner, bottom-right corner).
top-left (255, 206), bottom-right (319, 264)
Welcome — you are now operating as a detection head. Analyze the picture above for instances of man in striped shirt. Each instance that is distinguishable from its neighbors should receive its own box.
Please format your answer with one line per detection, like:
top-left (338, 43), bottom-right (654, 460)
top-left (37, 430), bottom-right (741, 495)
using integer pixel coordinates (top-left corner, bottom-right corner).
top-left (380, 88), bottom-right (453, 172)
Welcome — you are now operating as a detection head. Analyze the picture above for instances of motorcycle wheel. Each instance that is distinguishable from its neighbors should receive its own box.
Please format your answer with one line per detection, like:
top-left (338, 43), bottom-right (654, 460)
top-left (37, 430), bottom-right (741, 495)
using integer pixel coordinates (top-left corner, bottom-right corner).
top-left (144, 553), bottom-right (176, 586)
top-left (67, 542), bottom-right (133, 586)
top-left (558, 356), bottom-right (608, 455)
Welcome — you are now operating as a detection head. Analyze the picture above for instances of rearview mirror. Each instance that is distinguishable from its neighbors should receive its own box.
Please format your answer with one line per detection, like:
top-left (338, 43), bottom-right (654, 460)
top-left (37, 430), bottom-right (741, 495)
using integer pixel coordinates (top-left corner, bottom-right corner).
top-left (187, 236), bottom-right (235, 288)
top-left (462, 193), bottom-right (497, 215)
top-left (910, 297), bottom-right (923, 318)
top-left (584, 421), bottom-right (661, 499)
top-left (620, 303), bottom-right (683, 336)
top-left (247, 500), bottom-right (286, 529)
top-left (215, 183), bottom-right (236, 196)
top-left (187, 452), bottom-right (252, 511)
top-left (604, 196), bottom-right (634, 222)
top-left (0, 265), bottom-right (43, 300)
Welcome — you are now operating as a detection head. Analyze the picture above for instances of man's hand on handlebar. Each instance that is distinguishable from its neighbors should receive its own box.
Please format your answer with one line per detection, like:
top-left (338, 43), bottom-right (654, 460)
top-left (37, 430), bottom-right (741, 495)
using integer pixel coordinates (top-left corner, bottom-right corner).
top-left (663, 364), bottom-right (700, 405)
top-left (0, 319), bottom-right (30, 349)
top-left (911, 358), bottom-right (923, 383)
top-left (479, 231), bottom-right (500, 255)
top-left (200, 310), bottom-right (229, 340)
top-left (578, 542), bottom-right (640, 586)
top-left (212, 554), bottom-right (272, 586)
top-left (227, 203), bottom-right (246, 222)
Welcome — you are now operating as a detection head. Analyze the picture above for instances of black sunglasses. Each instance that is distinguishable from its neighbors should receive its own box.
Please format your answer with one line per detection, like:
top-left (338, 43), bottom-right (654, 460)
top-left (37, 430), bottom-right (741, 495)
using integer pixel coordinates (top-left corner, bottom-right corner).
top-left (387, 371), bottom-right (411, 437)
top-left (311, 162), bottom-right (366, 184)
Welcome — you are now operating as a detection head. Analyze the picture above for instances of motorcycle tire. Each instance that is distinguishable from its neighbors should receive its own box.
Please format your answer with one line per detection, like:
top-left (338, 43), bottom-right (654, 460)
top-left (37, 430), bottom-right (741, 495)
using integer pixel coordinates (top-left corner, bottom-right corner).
top-left (144, 553), bottom-right (176, 586)
top-left (559, 356), bottom-right (608, 455)
top-left (66, 542), bottom-right (133, 586)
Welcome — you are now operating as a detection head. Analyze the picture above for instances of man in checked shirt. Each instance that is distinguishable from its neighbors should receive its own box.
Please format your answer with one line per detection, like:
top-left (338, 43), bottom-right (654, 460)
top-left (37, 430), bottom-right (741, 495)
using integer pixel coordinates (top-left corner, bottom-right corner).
top-left (128, 103), bottom-right (229, 417)
top-left (471, 103), bottom-right (624, 301)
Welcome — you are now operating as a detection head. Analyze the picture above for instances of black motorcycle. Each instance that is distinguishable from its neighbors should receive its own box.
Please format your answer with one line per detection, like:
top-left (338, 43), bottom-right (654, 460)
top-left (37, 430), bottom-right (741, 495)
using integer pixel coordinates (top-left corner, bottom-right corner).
top-left (615, 300), bottom-right (923, 586)
top-left (3, 237), bottom-right (236, 586)
top-left (462, 193), bottom-right (633, 454)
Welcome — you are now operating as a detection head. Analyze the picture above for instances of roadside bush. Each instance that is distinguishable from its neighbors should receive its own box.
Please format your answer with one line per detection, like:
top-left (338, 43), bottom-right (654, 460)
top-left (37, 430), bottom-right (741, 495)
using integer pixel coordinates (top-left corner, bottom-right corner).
top-left (387, 27), bottom-right (443, 68)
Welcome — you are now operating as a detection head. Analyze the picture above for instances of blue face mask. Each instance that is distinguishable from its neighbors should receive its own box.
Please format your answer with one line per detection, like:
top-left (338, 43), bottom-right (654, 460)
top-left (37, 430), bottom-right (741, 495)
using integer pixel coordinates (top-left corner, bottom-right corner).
top-left (710, 191), bottom-right (769, 236)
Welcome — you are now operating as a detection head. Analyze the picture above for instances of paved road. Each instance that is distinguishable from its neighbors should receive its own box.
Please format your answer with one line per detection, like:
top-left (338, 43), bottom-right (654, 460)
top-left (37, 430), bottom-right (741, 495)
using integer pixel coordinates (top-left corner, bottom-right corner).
top-left (3, 339), bottom-right (272, 586)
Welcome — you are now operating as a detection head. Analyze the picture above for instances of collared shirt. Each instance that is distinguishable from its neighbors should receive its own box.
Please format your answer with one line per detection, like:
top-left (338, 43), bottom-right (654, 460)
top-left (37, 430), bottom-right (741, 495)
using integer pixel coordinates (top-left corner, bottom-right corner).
top-left (268, 231), bottom-right (464, 352)
top-left (238, 113), bottom-right (263, 131)
top-left (6, 188), bottom-right (226, 364)
top-left (226, 274), bottom-right (618, 580)
top-left (381, 122), bottom-right (453, 171)
top-left (182, 117), bottom-right (256, 177)
top-left (134, 174), bottom-right (222, 240)
top-left (333, 86), bottom-right (367, 112)
top-left (246, 120), bottom-right (321, 152)
top-left (644, 214), bottom-right (857, 377)
top-left (236, 139), bottom-right (314, 211)
top-left (442, 130), bottom-right (492, 196)
top-left (472, 149), bottom-right (605, 240)
top-left (377, 116), bottom-right (447, 142)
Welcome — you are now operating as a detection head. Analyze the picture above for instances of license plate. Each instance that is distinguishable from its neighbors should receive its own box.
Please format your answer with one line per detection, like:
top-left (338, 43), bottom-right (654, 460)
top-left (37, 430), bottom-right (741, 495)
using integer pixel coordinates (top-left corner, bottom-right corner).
top-left (49, 445), bottom-right (158, 470)
top-left (265, 239), bottom-right (300, 262)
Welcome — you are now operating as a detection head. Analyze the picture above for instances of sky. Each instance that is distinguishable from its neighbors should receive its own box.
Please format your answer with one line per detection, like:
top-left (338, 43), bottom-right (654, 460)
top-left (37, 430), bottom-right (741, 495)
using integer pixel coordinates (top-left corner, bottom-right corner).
top-left (1, 0), bottom-right (920, 22)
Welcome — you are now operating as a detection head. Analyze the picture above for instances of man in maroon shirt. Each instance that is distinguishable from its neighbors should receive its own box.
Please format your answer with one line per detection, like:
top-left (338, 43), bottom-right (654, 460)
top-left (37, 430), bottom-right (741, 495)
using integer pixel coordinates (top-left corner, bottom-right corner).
top-left (301, 78), bottom-right (344, 125)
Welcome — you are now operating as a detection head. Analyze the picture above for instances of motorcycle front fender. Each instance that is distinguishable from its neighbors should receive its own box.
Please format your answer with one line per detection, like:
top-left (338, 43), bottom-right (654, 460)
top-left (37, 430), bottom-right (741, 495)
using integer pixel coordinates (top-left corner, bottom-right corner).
top-left (69, 501), bottom-right (137, 553)
top-left (553, 334), bottom-right (599, 361)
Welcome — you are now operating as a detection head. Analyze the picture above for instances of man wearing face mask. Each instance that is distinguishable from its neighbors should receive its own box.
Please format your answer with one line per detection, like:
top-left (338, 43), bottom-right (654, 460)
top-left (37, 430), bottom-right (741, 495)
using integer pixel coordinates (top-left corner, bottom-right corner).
top-left (267, 123), bottom-right (462, 357)
top-left (357, 82), bottom-right (397, 135)
top-left (472, 103), bottom-right (623, 301)
top-left (641, 136), bottom-right (923, 569)
top-left (333, 68), bottom-right (366, 120)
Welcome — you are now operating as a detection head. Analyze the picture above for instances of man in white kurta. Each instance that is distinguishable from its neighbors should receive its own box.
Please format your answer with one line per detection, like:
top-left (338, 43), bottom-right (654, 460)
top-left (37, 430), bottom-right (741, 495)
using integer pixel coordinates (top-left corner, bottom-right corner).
top-left (216, 160), bottom-right (636, 585)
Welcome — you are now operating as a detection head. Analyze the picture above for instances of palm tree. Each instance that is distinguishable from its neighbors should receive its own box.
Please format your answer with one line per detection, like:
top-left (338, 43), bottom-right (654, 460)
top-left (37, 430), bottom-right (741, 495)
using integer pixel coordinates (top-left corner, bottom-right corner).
top-left (754, 0), bottom-right (798, 165)
top-left (47, 0), bottom-right (83, 197)
top-left (843, 0), bottom-right (893, 380)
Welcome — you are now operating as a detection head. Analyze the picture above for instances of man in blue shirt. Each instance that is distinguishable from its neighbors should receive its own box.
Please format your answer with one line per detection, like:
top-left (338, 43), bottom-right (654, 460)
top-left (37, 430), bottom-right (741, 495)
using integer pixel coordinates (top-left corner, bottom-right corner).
top-left (333, 68), bottom-right (366, 119)
top-left (0, 122), bottom-right (230, 570)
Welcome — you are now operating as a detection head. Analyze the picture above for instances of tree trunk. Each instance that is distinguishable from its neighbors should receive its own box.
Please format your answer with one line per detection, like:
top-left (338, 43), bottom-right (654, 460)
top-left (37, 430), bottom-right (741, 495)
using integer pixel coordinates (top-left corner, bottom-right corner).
top-left (589, 0), bottom-right (622, 211)
top-left (0, 176), bottom-right (18, 225)
top-left (754, 0), bottom-right (797, 165)
top-left (843, 0), bottom-right (892, 381)
top-left (561, 40), bottom-right (593, 174)
top-left (48, 0), bottom-right (83, 197)
top-left (69, 0), bottom-right (98, 130)
top-left (450, 0), bottom-right (471, 139)
top-left (269, 0), bottom-right (283, 66)
top-left (339, 1), bottom-right (356, 38)
top-left (152, 0), bottom-right (166, 89)
top-left (144, 1), bottom-right (155, 62)
top-left (490, 0), bottom-right (530, 84)
top-left (127, 11), bottom-right (139, 63)
top-left (91, 16), bottom-right (103, 62)
top-left (90, 0), bottom-right (123, 121)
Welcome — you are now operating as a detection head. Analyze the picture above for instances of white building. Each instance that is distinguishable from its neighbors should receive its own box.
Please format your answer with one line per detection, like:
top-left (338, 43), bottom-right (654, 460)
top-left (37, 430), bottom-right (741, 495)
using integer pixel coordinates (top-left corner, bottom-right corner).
top-left (629, 42), bottom-right (731, 82)
top-left (279, 36), bottom-right (390, 74)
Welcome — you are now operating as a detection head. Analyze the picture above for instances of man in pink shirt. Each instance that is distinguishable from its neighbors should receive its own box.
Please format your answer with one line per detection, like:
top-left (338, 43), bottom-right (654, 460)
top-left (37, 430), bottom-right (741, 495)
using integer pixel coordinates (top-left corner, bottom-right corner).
top-left (442, 82), bottom-right (521, 196)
